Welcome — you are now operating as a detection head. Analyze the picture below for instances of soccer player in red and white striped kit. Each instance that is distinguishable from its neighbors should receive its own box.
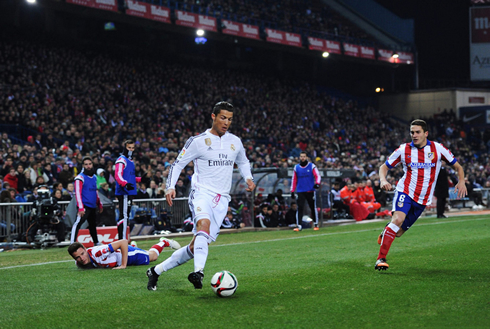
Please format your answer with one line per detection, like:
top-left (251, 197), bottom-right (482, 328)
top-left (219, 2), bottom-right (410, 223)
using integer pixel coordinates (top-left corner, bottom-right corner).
top-left (375, 119), bottom-right (467, 270)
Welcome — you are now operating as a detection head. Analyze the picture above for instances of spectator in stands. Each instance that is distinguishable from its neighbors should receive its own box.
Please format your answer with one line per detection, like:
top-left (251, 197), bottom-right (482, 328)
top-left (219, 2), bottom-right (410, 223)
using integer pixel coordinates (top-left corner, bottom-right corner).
top-left (136, 182), bottom-right (149, 199)
top-left (66, 182), bottom-right (76, 200)
top-left (146, 180), bottom-right (159, 199)
top-left (330, 182), bottom-right (350, 218)
top-left (3, 168), bottom-right (18, 193)
top-left (16, 165), bottom-right (29, 193)
top-left (43, 163), bottom-right (55, 186)
top-left (51, 189), bottom-right (63, 202)
top-left (1, 156), bottom-right (14, 177)
top-left (96, 168), bottom-right (107, 189)
top-left (58, 163), bottom-right (74, 188)
top-left (270, 203), bottom-right (285, 227)
top-left (267, 189), bottom-right (285, 209)
top-left (104, 164), bottom-right (116, 189)
top-left (153, 170), bottom-right (164, 186)
top-left (175, 178), bottom-right (187, 198)
top-left (465, 177), bottom-right (484, 210)
top-left (0, 189), bottom-right (16, 235)
top-left (255, 203), bottom-right (272, 228)
top-left (285, 202), bottom-right (298, 227)
top-left (98, 182), bottom-right (111, 199)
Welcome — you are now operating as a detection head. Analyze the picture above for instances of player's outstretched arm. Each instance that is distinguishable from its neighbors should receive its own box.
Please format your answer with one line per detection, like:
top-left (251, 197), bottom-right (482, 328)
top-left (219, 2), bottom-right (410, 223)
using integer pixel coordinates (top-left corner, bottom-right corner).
top-left (451, 162), bottom-right (467, 199)
top-left (110, 239), bottom-right (129, 269)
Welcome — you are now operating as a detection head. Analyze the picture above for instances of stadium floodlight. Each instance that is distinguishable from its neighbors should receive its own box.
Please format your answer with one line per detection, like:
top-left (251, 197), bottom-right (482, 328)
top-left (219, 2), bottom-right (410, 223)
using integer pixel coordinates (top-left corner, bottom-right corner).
top-left (392, 52), bottom-right (399, 59)
top-left (375, 87), bottom-right (381, 93)
top-left (322, 52), bottom-right (329, 58)
top-left (26, 0), bottom-right (36, 4)
top-left (196, 29), bottom-right (205, 36)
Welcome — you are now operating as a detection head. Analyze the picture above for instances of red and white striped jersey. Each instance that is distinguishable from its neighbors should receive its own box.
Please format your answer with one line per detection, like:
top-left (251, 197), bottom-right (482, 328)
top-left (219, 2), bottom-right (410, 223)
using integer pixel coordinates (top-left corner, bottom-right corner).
top-left (386, 140), bottom-right (457, 205)
top-left (87, 245), bottom-right (122, 268)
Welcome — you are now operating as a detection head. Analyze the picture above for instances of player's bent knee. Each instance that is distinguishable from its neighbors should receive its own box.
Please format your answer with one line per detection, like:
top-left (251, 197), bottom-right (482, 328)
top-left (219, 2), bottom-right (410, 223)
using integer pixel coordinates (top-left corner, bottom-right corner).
top-left (196, 218), bottom-right (211, 232)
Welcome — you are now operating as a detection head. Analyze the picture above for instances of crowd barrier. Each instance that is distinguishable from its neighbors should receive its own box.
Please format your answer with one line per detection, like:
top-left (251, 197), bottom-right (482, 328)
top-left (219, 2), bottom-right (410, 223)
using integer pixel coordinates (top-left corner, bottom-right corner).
top-left (1, 188), bottom-right (488, 243)
top-left (0, 197), bottom-right (191, 243)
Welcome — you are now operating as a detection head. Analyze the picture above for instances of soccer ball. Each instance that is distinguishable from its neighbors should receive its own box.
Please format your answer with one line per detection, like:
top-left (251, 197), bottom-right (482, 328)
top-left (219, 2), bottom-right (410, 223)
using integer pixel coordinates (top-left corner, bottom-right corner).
top-left (210, 270), bottom-right (238, 297)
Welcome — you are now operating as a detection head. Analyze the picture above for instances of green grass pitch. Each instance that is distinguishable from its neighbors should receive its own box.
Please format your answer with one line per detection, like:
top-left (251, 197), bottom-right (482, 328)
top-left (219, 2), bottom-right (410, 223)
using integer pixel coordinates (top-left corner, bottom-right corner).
top-left (1, 215), bottom-right (489, 328)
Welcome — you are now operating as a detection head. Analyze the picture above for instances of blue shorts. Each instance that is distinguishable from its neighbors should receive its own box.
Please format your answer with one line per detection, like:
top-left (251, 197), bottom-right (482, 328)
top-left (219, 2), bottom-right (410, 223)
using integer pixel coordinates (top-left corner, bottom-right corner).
top-left (127, 246), bottom-right (150, 266)
top-left (392, 191), bottom-right (426, 231)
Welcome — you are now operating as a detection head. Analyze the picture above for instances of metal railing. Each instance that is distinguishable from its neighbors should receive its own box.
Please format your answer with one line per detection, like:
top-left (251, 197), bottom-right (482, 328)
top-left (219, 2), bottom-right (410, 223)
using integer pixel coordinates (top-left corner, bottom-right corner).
top-left (0, 197), bottom-right (191, 243)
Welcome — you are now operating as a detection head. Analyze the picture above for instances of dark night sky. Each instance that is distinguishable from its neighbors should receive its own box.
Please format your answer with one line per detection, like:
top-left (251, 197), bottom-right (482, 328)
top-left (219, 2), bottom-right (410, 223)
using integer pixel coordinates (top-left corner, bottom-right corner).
top-left (375, 0), bottom-right (471, 82)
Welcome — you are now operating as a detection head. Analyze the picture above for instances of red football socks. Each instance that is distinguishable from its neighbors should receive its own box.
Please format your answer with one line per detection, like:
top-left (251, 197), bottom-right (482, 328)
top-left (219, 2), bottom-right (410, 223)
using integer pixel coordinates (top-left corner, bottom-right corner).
top-left (378, 226), bottom-right (397, 260)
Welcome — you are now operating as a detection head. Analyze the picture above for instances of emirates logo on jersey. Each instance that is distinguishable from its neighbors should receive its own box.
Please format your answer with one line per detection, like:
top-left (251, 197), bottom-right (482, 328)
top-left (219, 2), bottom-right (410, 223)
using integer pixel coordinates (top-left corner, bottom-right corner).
top-left (427, 152), bottom-right (434, 160)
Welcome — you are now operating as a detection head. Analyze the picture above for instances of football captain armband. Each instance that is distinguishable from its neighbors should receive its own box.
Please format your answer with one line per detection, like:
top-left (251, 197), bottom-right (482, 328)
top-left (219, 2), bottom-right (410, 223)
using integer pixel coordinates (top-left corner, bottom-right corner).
top-left (108, 244), bottom-right (114, 253)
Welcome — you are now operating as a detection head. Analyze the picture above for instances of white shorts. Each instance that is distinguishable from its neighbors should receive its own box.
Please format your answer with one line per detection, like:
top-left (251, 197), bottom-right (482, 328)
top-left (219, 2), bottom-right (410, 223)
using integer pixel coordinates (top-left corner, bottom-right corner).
top-left (188, 188), bottom-right (229, 243)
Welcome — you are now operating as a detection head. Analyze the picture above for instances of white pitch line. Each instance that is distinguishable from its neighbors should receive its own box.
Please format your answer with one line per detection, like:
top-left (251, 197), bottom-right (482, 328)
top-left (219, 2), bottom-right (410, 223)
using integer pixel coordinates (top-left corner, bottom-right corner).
top-left (0, 260), bottom-right (73, 270)
top-left (1, 216), bottom-right (488, 270)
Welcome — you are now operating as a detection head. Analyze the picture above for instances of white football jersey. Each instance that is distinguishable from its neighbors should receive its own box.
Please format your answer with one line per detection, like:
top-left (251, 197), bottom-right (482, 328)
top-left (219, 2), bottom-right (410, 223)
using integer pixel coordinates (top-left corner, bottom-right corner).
top-left (167, 129), bottom-right (253, 199)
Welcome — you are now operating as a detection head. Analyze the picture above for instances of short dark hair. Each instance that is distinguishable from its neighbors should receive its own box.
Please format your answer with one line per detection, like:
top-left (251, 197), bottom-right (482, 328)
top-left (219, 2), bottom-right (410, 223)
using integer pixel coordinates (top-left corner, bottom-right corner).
top-left (68, 242), bottom-right (85, 257)
top-left (410, 119), bottom-right (428, 132)
top-left (82, 156), bottom-right (93, 164)
top-left (300, 151), bottom-right (307, 156)
top-left (212, 101), bottom-right (234, 115)
top-left (124, 139), bottom-right (135, 147)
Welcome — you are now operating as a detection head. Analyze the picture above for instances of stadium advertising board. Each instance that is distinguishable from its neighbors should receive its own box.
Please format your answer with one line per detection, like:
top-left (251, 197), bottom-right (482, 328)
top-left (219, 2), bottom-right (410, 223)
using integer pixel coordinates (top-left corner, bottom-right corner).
top-left (66, 0), bottom-right (94, 8)
top-left (470, 7), bottom-right (490, 81)
top-left (222, 20), bottom-right (260, 40)
top-left (378, 48), bottom-right (394, 62)
top-left (77, 226), bottom-right (129, 248)
top-left (360, 46), bottom-right (375, 60)
top-left (307, 36), bottom-right (325, 51)
top-left (175, 10), bottom-right (217, 32)
top-left (93, 0), bottom-right (118, 11)
top-left (265, 29), bottom-right (302, 47)
top-left (459, 105), bottom-right (490, 127)
top-left (343, 43), bottom-right (360, 57)
top-left (395, 51), bottom-right (414, 64)
top-left (242, 24), bottom-right (260, 39)
top-left (125, 0), bottom-right (171, 23)
top-left (325, 40), bottom-right (341, 54)
top-left (308, 37), bottom-right (342, 54)
top-left (67, 0), bottom-right (118, 11)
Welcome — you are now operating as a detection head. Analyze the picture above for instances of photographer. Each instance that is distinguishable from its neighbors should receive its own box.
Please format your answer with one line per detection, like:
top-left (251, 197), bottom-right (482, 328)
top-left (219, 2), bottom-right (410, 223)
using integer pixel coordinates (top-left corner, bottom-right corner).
top-left (26, 185), bottom-right (66, 244)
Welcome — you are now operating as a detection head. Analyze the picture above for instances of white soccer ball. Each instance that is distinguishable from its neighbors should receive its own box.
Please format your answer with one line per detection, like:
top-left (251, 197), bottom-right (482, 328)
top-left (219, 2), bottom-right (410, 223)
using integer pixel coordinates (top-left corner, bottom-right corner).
top-left (210, 270), bottom-right (238, 297)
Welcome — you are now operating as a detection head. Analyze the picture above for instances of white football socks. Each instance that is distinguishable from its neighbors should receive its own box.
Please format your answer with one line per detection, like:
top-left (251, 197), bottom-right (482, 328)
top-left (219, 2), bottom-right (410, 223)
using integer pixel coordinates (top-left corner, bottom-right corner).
top-left (154, 245), bottom-right (193, 275)
top-left (193, 231), bottom-right (210, 273)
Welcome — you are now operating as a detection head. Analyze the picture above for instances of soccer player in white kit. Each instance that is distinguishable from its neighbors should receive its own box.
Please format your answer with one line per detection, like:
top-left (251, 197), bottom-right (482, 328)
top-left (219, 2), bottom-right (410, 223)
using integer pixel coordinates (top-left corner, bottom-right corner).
top-left (146, 101), bottom-right (255, 290)
top-left (375, 119), bottom-right (467, 271)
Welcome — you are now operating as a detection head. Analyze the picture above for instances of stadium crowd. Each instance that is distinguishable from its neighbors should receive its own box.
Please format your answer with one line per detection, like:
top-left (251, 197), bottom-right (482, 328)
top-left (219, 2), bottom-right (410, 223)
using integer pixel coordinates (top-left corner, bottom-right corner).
top-left (171, 0), bottom-right (371, 42)
top-left (1, 37), bottom-right (490, 211)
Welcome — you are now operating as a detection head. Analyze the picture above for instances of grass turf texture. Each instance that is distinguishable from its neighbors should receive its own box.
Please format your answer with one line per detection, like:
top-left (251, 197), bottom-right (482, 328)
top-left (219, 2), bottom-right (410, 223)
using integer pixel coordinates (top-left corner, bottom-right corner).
top-left (1, 215), bottom-right (489, 328)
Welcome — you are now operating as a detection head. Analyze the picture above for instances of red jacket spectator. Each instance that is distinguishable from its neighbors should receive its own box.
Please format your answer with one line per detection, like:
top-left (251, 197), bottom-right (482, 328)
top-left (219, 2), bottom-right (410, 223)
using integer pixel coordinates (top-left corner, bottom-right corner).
top-left (4, 169), bottom-right (18, 192)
